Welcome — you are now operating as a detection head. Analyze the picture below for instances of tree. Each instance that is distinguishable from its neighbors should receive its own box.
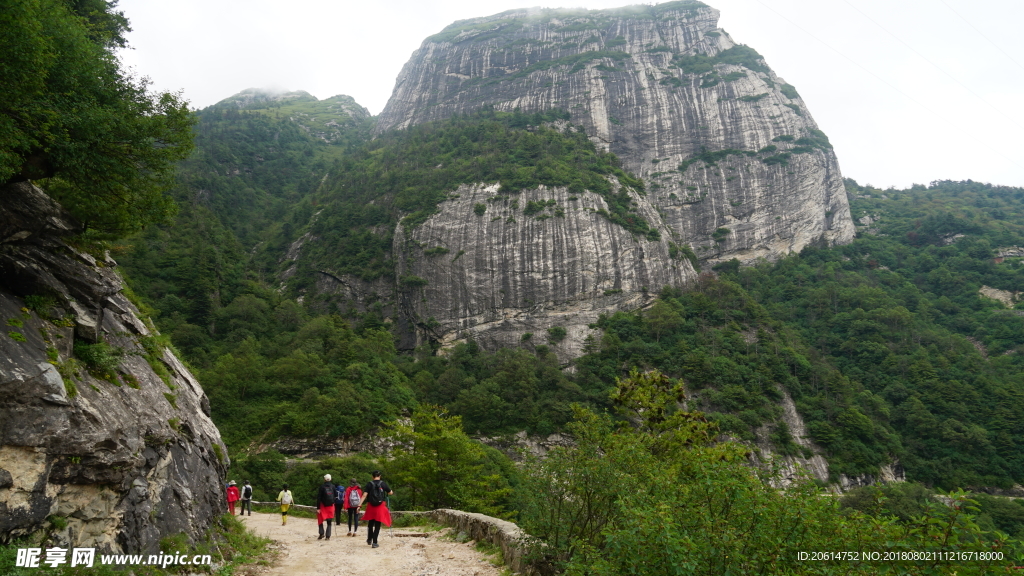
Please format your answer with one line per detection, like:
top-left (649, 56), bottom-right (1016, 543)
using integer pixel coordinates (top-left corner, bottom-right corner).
top-left (644, 298), bottom-right (684, 341)
top-left (515, 371), bottom-right (1020, 575)
top-left (1, 0), bottom-right (194, 236)
top-left (384, 405), bottom-right (511, 515)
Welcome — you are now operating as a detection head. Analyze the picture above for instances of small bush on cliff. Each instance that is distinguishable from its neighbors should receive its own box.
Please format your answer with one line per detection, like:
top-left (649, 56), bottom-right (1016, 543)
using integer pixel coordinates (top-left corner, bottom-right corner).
top-left (73, 340), bottom-right (125, 383)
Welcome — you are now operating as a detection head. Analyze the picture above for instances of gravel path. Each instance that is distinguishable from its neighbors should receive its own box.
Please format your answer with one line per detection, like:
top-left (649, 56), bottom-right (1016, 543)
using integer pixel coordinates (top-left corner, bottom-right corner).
top-left (238, 512), bottom-right (505, 576)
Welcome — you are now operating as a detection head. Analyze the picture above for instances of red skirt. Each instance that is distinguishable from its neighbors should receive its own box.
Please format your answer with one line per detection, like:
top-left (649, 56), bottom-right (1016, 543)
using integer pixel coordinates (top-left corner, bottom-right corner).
top-left (361, 502), bottom-right (391, 526)
top-left (317, 504), bottom-right (335, 523)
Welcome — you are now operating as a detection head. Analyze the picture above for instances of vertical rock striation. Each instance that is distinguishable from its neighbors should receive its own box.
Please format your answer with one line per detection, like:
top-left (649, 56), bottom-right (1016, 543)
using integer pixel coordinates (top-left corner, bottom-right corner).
top-left (397, 183), bottom-right (694, 359)
top-left (376, 1), bottom-right (854, 266)
top-left (0, 182), bottom-right (229, 553)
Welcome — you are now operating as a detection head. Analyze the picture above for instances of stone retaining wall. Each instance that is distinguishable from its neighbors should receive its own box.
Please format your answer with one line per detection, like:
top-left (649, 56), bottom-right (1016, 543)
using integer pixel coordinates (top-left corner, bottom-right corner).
top-left (427, 509), bottom-right (549, 575)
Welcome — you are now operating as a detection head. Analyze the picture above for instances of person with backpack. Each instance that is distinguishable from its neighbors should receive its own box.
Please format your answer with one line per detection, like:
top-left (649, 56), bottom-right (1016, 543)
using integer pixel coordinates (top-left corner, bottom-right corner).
top-left (239, 480), bottom-right (253, 516)
top-left (359, 471), bottom-right (392, 548)
top-left (316, 474), bottom-right (336, 540)
top-left (276, 483), bottom-right (293, 525)
top-left (341, 478), bottom-right (363, 537)
top-left (226, 480), bottom-right (240, 515)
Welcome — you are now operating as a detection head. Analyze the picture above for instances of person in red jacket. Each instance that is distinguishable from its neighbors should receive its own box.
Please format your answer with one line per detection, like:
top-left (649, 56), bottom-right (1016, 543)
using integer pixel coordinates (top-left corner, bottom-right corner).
top-left (342, 478), bottom-right (363, 537)
top-left (316, 474), bottom-right (336, 540)
top-left (226, 480), bottom-right (240, 515)
top-left (359, 471), bottom-right (393, 548)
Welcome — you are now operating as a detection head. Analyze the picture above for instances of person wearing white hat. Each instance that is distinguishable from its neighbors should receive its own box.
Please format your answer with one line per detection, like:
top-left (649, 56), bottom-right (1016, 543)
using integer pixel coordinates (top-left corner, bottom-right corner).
top-left (226, 480), bottom-right (240, 515)
top-left (316, 474), bottom-right (336, 540)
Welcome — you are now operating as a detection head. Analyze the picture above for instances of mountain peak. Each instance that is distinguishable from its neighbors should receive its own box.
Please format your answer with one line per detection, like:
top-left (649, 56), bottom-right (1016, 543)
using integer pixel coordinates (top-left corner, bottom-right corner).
top-left (215, 88), bottom-right (318, 109)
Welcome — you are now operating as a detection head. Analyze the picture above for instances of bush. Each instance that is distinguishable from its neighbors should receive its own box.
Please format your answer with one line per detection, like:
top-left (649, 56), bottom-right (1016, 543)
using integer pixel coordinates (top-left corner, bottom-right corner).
top-left (547, 326), bottom-right (567, 343)
top-left (73, 340), bottom-right (124, 382)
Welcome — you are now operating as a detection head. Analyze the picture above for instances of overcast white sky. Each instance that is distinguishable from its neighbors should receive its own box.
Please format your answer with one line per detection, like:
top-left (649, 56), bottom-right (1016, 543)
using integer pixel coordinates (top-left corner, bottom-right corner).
top-left (118, 0), bottom-right (1024, 189)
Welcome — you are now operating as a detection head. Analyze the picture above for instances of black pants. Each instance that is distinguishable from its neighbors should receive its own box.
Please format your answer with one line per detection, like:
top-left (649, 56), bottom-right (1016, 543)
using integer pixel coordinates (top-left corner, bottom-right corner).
top-left (318, 519), bottom-right (333, 538)
top-left (367, 520), bottom-right (381, 543)
top-left (348, 508), bottom-right (360, 532)
top-left (335, 504), bottom-right (344, 525)
top-left (239, 499), bottom-right (251, 515)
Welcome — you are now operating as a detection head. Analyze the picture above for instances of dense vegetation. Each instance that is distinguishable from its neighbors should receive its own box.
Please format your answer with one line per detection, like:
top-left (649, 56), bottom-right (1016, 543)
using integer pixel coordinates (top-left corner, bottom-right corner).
top-left (728, 180), bottom-right (1024, 488)
top-left (1, 0), bottom-right (194, 236)
top-left (513, 371), bottom-right (1021, 575)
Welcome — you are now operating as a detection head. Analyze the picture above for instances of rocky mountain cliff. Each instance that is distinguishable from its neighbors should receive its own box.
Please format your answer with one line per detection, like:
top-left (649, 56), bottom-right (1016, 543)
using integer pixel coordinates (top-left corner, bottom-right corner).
top-left (377, 0), bottom-right (854, 265)
top-left (0, 182), bottom-right (228, 553)
top-left (332, 180), bottom-right (695, 358)
top-left (295, 0), bottom-right (855, 356)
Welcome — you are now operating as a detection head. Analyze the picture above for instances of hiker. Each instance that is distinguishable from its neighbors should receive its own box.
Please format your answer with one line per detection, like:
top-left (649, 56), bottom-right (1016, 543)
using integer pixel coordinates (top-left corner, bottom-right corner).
top-left (333, 481), bottom-right (345, 529)
top-left (316, 474), bottom-right (336, 540)
top-left (342, 478), bottom-right (363, 537)
top-left (239, 480), bottom-right (253, 516)
top-left (277, 483), bottom-right (293, 525)
top-left (359, 470), bottom-right (393, 548)
top-left (226, 480), bottom-right (240, 515)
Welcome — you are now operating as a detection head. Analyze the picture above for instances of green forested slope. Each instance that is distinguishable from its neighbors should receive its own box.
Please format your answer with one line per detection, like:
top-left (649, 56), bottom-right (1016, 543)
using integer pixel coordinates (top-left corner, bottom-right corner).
top-left (733, 180), bottom-right (1024, 487)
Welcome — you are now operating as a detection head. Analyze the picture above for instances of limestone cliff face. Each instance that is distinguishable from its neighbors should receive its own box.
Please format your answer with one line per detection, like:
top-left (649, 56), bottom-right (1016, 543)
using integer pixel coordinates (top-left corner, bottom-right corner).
top-left (376, 1), bottom-right (854, 266)
top-left (0, 182), bottom-right (228, 553)
top-left (397, 183), bottom-right (693, 358)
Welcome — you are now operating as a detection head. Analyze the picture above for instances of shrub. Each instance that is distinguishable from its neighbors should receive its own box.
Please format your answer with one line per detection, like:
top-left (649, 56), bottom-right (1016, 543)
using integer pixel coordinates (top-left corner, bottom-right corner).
top-left (400, 275), bottom-right (428, 288)
top-left (423, 246), bottom-right (450, 256)
top-left (762, 153), bottom-right (792, 166)
top-left (74, 340), bottom-right (124, 382)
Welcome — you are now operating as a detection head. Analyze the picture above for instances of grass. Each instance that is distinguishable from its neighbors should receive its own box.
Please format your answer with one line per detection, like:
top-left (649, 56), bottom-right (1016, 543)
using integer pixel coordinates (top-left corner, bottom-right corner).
top-left (473, 539), bottom-right (511, 573)
top-left (0, 514), bottom-right (273, 575)
top-left (139, 335), bottom-right (174, 388)
top-left (390, 513), bottom-right (442, 530)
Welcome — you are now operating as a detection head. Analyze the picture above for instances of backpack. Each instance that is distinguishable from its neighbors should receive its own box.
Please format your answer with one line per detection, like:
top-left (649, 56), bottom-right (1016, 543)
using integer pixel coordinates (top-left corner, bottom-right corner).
top-left (367, 480), bottom-right (386, 506)
top-left (242, 485), bottom-right (252, 499)
top-left (281, 490), bottom-right (293, 505)
top-left (348, 488), bottom-right (362, 507)
top-left (319, 483), bottom-right (336, 507)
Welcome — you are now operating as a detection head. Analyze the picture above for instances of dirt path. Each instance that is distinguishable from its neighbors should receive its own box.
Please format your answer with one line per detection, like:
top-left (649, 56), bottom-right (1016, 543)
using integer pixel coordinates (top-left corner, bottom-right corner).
top-left (238, 512), bottom-right (506, 576)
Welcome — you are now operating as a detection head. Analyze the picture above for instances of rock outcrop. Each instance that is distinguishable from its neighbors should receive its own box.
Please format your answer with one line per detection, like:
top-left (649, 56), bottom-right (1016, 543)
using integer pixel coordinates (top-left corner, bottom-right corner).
top-left (395, 182), bottom-right (694, 358)
top-left (0, 182), bottom-right (229, 553)
top-left (377, 0), bottom-right (854, 266)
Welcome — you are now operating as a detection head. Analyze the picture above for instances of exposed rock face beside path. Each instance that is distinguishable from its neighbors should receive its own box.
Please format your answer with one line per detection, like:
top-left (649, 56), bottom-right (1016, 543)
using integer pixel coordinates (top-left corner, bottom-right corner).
top-left (0, 182), bottom-right (229, 553)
